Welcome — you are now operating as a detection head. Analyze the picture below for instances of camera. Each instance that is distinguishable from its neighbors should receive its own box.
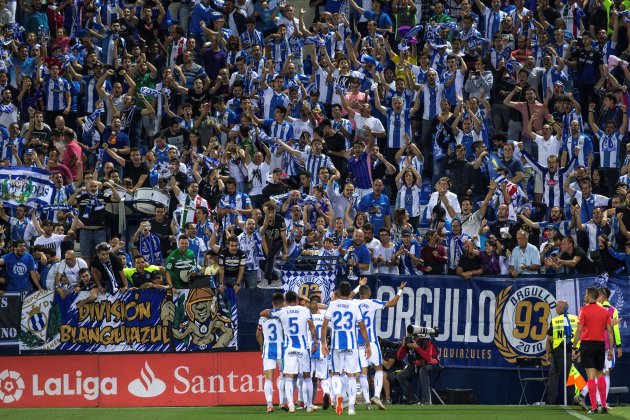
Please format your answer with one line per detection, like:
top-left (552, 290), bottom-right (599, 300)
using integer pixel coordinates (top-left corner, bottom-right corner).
top-left (406, 325), bottom-right (440, 337)
top-left (379, 337), bottom-right (402, 350)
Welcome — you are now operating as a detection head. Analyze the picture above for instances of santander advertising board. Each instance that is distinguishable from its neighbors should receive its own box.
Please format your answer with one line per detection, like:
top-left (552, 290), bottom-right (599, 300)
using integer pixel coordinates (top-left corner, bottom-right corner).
top-left (0, 353), bottom-right (269, 407)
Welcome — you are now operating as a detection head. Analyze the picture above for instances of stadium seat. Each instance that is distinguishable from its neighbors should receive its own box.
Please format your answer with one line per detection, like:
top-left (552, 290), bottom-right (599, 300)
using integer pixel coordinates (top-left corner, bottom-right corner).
top-left (516, 357), bottom-right (548, 405)
top-left (609, 386), bottom-right (629, 406)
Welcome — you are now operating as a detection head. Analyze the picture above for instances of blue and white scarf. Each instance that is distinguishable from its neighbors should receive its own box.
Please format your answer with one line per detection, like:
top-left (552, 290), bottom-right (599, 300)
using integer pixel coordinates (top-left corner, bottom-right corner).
top-left (82, 193), bottom-right (104, 218)
top-left (83, 106), bottom-right (105, 132)
top-left (138, 232), bottom-right (163, 265)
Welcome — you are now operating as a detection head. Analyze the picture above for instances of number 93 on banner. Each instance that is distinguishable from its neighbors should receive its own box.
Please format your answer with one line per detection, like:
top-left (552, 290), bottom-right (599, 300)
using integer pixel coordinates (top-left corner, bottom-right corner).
top-left (494, 285), bottom-right (556, 363)
top-left (298, 283), bottom-right (320, 299)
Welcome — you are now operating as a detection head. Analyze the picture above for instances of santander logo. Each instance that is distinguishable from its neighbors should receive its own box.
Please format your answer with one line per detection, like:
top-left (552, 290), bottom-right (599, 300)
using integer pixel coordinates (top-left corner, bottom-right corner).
top-left (127, 362), bottom-right (166, 398)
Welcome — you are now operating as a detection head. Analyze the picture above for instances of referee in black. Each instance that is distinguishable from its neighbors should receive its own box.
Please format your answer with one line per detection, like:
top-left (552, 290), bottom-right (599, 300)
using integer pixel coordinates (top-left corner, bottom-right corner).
top-left (572, 287), bottom-right (615, 414)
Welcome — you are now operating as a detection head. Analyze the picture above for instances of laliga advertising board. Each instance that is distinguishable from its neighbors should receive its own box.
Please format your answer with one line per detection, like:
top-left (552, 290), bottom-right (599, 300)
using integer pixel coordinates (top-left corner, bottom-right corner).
top-left (0, 353), bottom-right (270, 407)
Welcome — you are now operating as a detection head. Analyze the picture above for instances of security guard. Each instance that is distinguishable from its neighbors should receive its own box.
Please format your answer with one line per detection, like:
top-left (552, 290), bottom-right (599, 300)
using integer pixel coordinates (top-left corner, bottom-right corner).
top-left (545, 300), bottom-right (579, 405)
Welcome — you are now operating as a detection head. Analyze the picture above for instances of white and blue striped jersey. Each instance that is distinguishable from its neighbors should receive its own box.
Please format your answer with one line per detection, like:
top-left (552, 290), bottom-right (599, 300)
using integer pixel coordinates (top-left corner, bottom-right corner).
top-left (562, 134), bottom-right (593, 168)
top-left (420, 83), bottom-right (444, 121)
top-left (259, 316), bottom-right (284, 360)
top-left (99, 0), bottom-right (123, 26)
top-left (261, 87), bottom-right (290, 120)
top-left (386, 109), bottom-right (412, 149)
top-left (561, 110), bottom-right (583, 142)
top-left (0, 136), bottom-right (26, 165)
top-left (271, 305), bottom-right (313, 350)
top-left (309, 311), bottom-right (326, 359)
top-left (299, 151), bottom-right (336, 186)
top-left (480, 8), bottom-right (506, 40)
top-left (521, 150), bottom-right (575, 208)
top-left (355, 299), bottom-right (386, 346)
top-left (83, 76), bottom-right (111, 114)
top-left (595, 129), bottom-right (622, 169)
top-left (43, 76), bottom-right (70, 111)
top-left (325, 299), bottom-right (364, 350)
top-left (218, 192), bottom-right (252, 230)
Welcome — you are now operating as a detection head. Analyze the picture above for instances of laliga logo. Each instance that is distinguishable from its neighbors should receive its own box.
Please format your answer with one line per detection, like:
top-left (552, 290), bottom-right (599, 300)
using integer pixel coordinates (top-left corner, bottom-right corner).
top-left (0, 370), bottom-right (24, 403)
top-left (128, 362), bottom-right (166, 398)
top-left (494, 286), bottom-right (555, 363)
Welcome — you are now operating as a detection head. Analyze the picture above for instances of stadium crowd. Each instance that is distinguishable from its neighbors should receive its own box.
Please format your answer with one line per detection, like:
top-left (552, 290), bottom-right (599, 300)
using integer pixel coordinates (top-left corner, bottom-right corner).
top-left (3, 0), bottom-right (630, 294)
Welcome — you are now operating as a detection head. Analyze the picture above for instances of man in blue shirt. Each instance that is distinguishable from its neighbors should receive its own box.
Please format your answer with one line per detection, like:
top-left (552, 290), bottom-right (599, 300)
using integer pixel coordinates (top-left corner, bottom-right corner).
top-left (341, 229), bottom-right (372, 278)
top-left (189, 0), bottom-right (213, 42)
top-left (0, 240), bottom-right (43, 292)
top-left (357, 179), bottom-right (391, 233)
top-left (393, 229), bottom-right (423, 275)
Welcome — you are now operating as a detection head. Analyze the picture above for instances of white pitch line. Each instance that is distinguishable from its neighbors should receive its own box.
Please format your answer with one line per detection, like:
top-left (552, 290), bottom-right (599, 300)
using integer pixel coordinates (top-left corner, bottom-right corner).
top-left (563, 406), bottom-right (591, 420)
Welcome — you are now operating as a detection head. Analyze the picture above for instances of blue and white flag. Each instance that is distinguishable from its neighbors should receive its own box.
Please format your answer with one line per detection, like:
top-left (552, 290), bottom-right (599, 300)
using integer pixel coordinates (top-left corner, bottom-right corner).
top-left (282, 269), bottom-right (335, 304)
top-left (304, 35), bottom-right (325, 48)
top-left (203, 155), bottom-right (221, 169)
top-left (0, 166), bottom-right (55, 208)
top-left (439, 21), bottom-right (459, 32)
top-left (467, 36), bottom-right (489, 50)
top-left (402, 24), bottom-right (423, 41)
top-left (140, 87), bottom-right (171, 97)
top-left (82, 107), bottom-right (105, 132)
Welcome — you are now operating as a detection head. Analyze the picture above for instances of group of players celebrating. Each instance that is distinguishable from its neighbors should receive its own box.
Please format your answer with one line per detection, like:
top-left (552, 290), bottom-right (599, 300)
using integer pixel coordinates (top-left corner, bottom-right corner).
top-left (257, 279), bottom-right (405, 414)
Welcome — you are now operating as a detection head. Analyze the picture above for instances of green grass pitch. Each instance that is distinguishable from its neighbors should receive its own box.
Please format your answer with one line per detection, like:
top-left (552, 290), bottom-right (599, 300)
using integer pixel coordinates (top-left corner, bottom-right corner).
top-left (1, 405), bottom-right (630, 419)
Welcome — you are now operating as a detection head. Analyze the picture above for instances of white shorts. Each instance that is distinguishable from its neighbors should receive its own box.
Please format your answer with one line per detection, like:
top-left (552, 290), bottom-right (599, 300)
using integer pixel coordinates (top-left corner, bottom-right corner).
top-left (283, 348), bottom-right (311, 375)
top-left (263, 358), bottom-right (283, 372)
top-left (331, 348), bottom-right (360, 374)
top-left (359, 342), bottom-right (383, 368)
top-left (311, 357), bottom-right (330, 379)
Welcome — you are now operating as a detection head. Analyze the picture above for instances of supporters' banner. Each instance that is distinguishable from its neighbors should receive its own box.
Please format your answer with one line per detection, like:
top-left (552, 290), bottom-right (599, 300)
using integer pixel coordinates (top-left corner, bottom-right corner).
top-left (0, 166), bottom-right (54, 208)
top-left (19, 289), bottom-right (237, 353)
top-left (19, 290), bottom-right (57, 351)
top-left (373, 276), bottom-right (557, 369)
top-left (0, 352), bottom-right (270, 407)
top-left (556, 274), bottom-right (630, 352)
top-left (282, 269), bottom-right (335, 304)
top-left (0, 293), bottom-right (21, 351)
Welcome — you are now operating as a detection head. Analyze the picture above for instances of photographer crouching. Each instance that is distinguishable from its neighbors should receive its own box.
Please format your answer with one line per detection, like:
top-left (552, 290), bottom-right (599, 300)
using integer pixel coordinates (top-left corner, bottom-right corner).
top-left (396, 326), bottom-right (440, 405)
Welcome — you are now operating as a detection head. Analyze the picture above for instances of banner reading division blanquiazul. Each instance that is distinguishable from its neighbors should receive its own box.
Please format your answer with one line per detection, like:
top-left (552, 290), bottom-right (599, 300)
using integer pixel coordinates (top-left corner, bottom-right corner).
top-left (19, 289), bottom-right (237, 352)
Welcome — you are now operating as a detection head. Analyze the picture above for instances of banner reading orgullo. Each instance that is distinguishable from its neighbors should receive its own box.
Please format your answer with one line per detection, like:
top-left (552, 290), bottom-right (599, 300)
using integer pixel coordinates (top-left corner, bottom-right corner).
top-left (372, 276), bottom-right (557, 369)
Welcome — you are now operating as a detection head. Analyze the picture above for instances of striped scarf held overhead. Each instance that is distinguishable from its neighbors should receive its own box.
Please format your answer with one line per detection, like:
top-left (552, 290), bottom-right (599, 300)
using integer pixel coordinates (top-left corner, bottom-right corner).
top-left (82, 193), bottom-right (104, 218)
top-left (138, 233), bottom-right (163, 265)
top-left (82, 106), bottom-right (105, 132)
top-left (140, 87), bottom-right (171, 97)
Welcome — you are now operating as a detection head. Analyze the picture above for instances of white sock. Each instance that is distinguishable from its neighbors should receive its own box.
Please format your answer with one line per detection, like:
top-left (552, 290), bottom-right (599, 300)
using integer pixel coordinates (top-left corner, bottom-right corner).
top-left (374, 370), bottom-right (383, 399)
top-left (342, 374), bottom-right (349, 399)
top-left (605, 375), bottom-right (610, 399)
top-left (582, 387), bottom-right (588, 397)
top-left (321, 378), bottom-right (330, 395)
top-left (304, 378), bottom-right (314, 408)
top-left (360, 374), bottom-right (370, 402)
top-left (297, 376), bottom-right (304, 403)
top-left (332, 375), bottom-right (342, 398)
top-left (284, 378), bottom-right (295, 408)
top-left (277, 375), bottom-right (285, 404)
top-left (264, 379), bottom-right (274, 406)
top-left (348, 377), bottom-right (357, 407)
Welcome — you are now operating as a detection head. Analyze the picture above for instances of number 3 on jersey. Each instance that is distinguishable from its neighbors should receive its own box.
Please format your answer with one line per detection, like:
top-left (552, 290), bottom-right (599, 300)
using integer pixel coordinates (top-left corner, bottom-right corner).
top-left (333, 311), bottom-right (354, 329)
top-left (268, 323), bottom-right (277, 341)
